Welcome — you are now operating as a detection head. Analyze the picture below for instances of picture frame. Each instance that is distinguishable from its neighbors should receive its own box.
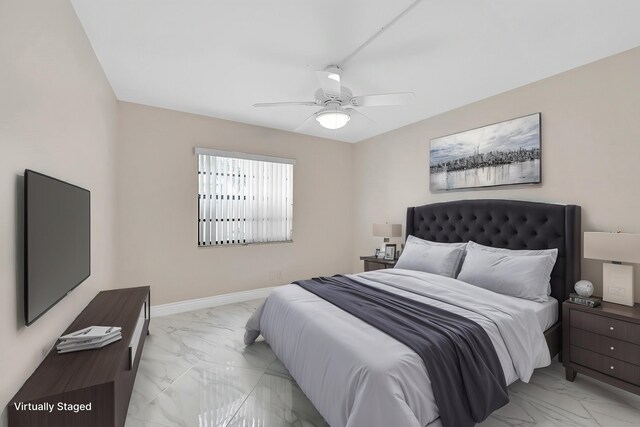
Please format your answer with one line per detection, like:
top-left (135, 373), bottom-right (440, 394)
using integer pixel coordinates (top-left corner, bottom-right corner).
top-left (429, 113), bottom-right (541, 191)
top-left (374, 248), bottom-right (383, 259)
top-left (384, 244), bottom-right (396, 260)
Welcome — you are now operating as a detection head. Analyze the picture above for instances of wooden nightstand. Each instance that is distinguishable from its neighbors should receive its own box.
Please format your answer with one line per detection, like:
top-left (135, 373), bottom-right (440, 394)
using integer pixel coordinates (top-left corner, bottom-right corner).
top-left (360, 256), bottom-right (396, 272)
top-left (563, 300), bottom-right (640, 395)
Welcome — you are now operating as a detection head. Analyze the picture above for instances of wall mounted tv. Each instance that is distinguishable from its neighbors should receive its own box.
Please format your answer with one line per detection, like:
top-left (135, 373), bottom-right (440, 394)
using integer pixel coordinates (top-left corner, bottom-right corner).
top-left (24, 170), bottom-right (90, 325)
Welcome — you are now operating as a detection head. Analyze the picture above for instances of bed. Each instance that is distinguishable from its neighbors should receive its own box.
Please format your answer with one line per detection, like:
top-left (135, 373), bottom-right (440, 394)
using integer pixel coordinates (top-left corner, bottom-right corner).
top-left (245, 199), bottom-right (581, 427)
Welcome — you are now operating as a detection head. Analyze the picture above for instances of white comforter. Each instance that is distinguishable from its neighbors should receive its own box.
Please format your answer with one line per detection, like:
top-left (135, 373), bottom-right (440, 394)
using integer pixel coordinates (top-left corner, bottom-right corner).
top-left (245, 269), bottom-right (551, 427)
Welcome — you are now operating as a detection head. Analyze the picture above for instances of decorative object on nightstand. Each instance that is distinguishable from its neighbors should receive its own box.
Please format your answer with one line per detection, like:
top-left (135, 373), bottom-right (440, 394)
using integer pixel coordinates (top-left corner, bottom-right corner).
top-left (569, 292), bottom-right (601, 308)
top-left (360, 256), bottom-right (396, 272)
top-left (562, 300), bottom-right (640, 396)
top-left (574, 280), bottom-right (594, 297)
top-left (384, 244), bottom-right (397, 260)
top-left (584, 232), bottom-right (640, 307)
top-left (373, 223), bottom-right (402, 253)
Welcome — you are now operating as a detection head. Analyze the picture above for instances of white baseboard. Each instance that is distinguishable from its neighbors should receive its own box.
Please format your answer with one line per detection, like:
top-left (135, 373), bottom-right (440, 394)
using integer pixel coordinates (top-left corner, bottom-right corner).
top-left (150, 286), bottom-right (275, 317)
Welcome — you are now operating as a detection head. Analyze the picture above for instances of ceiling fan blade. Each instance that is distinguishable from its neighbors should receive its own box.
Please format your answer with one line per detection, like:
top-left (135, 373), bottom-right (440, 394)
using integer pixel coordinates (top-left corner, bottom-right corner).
top-left (350, 92), bottom-right (415, 107)
top-left (316, 70), bottom-right (341, 97)
top-left (253, 101), bottom-right (318, 107)
top-left (345, 107), bottom-right (374, 124)
top-left (294, 110), bottom-right (321, 132)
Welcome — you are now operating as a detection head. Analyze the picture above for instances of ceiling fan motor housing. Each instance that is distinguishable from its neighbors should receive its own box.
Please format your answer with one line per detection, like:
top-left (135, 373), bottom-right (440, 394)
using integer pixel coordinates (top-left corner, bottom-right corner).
top-left (314, 87), bottom-right (353, 106)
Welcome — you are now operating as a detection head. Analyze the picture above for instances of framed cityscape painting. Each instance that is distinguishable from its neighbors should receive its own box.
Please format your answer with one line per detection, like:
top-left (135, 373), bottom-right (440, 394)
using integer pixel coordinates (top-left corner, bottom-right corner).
top-left (429, 113), bottom-right (541, 191)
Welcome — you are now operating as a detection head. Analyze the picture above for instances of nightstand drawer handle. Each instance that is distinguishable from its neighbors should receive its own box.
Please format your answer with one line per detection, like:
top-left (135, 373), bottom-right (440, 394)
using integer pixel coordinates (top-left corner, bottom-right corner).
top-left (610, 366), bottom-right (615, 370)
top-left (609, 326), bottom-right (614, 331)
top-left (610, 346), bottom-right (615, 351)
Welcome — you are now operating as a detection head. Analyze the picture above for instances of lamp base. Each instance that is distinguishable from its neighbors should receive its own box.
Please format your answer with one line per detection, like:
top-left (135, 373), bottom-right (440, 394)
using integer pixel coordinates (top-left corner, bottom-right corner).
top-left (380, 238), bottom-right (390, 253)
top-left (602, 263), bottom-right (634, 306)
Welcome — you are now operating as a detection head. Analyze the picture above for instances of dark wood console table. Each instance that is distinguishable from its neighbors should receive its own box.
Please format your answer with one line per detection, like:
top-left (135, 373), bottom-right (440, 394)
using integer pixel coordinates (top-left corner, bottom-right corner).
top-left (9, 286), bottom-right (150, 427)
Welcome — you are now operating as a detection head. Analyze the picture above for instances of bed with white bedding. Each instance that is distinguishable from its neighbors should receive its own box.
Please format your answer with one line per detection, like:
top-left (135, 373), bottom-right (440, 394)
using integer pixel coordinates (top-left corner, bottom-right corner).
top-left (247, 269), bottom-right (553, 426)
top-left (245, 200), bottom-right (581, 427)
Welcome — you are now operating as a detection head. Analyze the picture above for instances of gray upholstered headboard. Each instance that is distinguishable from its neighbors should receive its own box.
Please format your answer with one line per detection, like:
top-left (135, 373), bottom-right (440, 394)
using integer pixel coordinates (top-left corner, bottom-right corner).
top-left (406, 199), bottom-right (581, 307)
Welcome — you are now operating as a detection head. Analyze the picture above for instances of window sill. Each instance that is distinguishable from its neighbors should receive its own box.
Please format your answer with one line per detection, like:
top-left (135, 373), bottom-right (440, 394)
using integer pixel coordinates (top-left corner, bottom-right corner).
top-left (198, 240), bottom-right (294, 248)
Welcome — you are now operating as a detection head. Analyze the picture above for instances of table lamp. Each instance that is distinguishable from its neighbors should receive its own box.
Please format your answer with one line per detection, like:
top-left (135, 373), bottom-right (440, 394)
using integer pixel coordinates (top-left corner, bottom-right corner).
top-left (373, 223), bottom-right (402, 252)
top-left (584, 231), bottom-right (640, 306)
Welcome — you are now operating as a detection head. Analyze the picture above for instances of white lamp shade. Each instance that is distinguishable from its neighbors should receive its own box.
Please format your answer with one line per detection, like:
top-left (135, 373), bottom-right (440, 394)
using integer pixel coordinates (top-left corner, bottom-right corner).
top-left (316, 110), bottom-right (350, 129)
top-left (584, 232), bottom-right (640, 264)
top-left (373, 223), bottom-right (402, 238)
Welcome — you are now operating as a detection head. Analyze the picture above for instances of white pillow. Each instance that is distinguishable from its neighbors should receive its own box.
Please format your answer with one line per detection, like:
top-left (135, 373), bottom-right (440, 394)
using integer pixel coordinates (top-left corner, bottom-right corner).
top-left (463, 241), bottom-right (558, 295)
top-left (395, 236), bottom-right (466, 278)
top-left (405, 235), bottom-right (468, 251)
top-left (457, 241), bottom-right (558, 302)
top-left (405, 235), bottom-right (468, 275)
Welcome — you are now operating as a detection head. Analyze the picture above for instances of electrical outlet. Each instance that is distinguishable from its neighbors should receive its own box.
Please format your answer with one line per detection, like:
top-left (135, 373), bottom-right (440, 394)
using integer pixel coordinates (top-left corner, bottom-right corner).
top-left (269, 270), bottom-right (284, 281)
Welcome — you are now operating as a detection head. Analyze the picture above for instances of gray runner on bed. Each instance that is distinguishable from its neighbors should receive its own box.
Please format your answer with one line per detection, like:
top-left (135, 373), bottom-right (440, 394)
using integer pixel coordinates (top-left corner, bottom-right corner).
top-left (294, 275), bottom-right (509, 427)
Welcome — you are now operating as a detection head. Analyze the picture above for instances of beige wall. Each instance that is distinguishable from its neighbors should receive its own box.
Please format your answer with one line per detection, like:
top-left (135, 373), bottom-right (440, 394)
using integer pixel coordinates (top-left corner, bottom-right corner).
top-left (353, 46), bottom-right (640, 302)
top-left (115, 102), bottom-right (354, 305)
top-left (0, 0), bottom-right (117, 423)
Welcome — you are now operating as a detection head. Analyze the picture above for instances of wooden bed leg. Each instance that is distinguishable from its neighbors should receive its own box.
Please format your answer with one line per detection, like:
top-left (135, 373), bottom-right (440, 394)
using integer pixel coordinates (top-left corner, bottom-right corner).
top-left (558, 351), bottom-right (563, 364)
top-left (565, 367), bottom-right (577, 382)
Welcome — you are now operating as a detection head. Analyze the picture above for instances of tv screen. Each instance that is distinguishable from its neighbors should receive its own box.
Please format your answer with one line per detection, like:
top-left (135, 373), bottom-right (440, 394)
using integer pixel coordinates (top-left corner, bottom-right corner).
top-left (24, 170), bottom-right (90, 325)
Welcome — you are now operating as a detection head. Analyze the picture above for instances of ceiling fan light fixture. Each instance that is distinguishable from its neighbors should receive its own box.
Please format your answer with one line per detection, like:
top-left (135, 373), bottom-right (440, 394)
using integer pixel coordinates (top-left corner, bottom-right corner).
top-left (316, 109), bottom-right (350, 130)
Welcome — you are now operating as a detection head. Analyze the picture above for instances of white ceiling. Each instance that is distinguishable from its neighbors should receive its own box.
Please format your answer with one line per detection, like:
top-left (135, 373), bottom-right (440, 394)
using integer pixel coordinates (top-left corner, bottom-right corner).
top-left (71, 0), bottom-right (640, 143)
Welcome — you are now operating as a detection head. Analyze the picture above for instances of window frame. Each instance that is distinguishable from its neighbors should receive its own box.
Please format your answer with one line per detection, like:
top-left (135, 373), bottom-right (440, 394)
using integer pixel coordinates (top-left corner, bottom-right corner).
top-left (195, 147), bottom-right (295, 247)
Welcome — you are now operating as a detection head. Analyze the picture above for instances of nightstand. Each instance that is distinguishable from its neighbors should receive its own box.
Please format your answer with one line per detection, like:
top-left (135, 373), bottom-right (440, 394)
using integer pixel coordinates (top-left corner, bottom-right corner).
top-left (360, 256), bottom-right (396, 272)
top-left (563, 300), bottom-right (640, 395)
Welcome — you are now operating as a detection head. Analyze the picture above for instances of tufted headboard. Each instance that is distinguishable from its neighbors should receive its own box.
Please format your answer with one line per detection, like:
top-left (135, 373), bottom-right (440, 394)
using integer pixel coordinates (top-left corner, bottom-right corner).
top-left (406, 199), bottom-right (581, 308)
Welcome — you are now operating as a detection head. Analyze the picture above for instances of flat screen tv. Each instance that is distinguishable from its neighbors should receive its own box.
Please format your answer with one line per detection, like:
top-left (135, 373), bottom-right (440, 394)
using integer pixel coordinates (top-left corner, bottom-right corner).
top-left (24, 170), bottom-right (90, 325)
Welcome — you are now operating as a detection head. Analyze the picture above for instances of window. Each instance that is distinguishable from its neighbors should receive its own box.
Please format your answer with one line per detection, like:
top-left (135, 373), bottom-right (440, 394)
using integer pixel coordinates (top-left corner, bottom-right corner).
top-left (196, 148), bottom-right (294, 246)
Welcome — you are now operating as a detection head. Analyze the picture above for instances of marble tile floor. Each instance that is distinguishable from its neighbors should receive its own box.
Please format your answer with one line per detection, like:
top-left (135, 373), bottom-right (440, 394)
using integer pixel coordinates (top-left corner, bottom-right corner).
top-left (126, 299), bottom-right (640, 427)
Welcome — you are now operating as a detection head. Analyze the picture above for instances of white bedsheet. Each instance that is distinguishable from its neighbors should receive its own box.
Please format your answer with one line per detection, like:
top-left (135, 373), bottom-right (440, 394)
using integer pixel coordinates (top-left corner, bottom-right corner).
top-left (245, 269), bottom-right (551, 427)
top-left (530, 296), bottom-right (558, 331)
top-left (494, 293), bottom-right (558, 331)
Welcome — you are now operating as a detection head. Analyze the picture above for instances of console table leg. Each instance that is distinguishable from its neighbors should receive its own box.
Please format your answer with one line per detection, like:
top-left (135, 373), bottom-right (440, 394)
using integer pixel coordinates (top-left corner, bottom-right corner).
top-left (565, 367), bottom-right (577, 382)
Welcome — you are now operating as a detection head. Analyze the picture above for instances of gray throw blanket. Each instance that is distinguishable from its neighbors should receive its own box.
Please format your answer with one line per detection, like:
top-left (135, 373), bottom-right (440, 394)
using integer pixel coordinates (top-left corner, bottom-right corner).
top-left (294, 275), bottom-right (509, 427)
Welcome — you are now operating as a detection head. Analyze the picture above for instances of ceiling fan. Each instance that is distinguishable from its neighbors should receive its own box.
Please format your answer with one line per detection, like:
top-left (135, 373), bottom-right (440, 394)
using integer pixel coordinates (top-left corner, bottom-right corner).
top-left (253, 66), bottom-right (415, 130)
top-left (252, 1), bottom-right (425, 131)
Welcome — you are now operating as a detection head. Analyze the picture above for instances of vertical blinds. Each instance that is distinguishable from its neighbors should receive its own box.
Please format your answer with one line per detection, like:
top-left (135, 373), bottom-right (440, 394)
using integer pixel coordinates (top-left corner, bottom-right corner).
top-left (196, 148), bottom-right (294, 246)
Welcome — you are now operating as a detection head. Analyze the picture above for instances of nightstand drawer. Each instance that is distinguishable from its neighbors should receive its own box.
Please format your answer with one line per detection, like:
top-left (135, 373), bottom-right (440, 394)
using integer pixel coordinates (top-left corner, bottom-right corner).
top-left (571, 328), bottom-right (640, 366)
top-left (571, 346), bottom-right (640, 385)
top-left (364, 261), bottom-right (387, 272)
top-left (571, 309), bottom-right (640, 345)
